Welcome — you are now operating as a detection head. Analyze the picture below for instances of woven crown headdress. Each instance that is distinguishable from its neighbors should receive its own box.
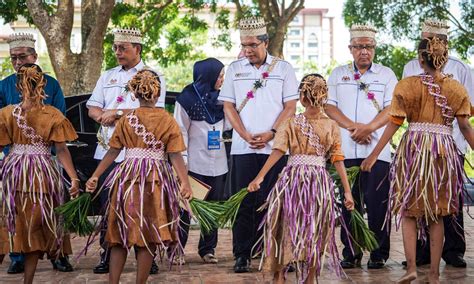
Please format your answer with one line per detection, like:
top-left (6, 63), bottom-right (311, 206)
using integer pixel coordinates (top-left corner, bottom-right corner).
top-left (113, 28), bottom-right (143, 44)
top-left (7, 33), bottom-right (36, 50)
top-left (239, 17), bottom-right (267, 37)
top-left (350, 24), bottom-right (377, 39)
top-left (422, 18), bottom-right (449, 36)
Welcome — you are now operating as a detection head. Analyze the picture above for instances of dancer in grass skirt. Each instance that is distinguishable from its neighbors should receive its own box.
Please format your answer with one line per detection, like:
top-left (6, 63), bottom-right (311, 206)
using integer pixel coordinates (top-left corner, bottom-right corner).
top-left (86, 69), bottom-right (192, 284)
top-left (248, 74), bottom-right (355, 284)
top-left (361, 37), bottom-right (474, 284)
top-left (0, 64), bottom-right (80, 283)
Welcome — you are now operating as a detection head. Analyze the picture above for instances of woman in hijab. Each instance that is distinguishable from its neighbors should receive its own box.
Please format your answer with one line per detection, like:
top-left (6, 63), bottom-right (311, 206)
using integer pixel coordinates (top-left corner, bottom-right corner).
top-left (174, 57), bottom-right (228, 264)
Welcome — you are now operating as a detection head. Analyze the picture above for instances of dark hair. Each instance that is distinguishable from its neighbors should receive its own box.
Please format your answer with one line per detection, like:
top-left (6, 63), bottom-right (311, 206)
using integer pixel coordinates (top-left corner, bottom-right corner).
top-left (132, 43), bottom-right (142, 56)
top-left (418, 37), bottom-right (448, 70)
top-left (257, 34), bottom-right (269, 43)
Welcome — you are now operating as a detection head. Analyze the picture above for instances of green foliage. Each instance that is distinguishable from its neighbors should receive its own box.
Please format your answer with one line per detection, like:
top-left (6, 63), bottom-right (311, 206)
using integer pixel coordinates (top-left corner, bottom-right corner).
top-left (374, 44), bottom-right (417, 80)
top-left (105, 1), bottom-right (220, 71)
top-left (302, 60), bottom-right (340, 79)
top-left (161, 57), bottom-right (205, 92)
top-left (0, 59), bottom-right (15, 79)
top-left (343, 0), bottom-right (473, 59)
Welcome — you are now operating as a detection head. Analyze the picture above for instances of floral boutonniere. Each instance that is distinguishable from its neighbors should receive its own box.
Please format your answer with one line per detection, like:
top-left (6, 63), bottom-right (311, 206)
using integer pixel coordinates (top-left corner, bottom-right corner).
top-left (237, 58), bottom-right (279, 113)
top-left (348, 62), bottom-right (381, 112)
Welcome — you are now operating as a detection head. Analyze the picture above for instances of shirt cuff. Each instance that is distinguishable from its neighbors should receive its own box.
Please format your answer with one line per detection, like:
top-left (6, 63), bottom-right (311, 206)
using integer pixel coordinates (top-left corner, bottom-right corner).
top-left (326, 99), bottom-right (338, 106)
top-left (330, 155), bottom-right (345, 164)
top-left (86, 100), bottom-right (104, 108)
top-left (218, 95), bottom-right (236, 103)
top-left (283, 94), bottom-right (299, 103)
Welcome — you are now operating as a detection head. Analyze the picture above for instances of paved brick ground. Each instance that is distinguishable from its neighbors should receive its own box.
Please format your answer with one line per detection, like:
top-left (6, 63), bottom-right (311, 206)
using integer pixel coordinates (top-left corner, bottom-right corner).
top-left (1, 210), bottom-right (474, 283)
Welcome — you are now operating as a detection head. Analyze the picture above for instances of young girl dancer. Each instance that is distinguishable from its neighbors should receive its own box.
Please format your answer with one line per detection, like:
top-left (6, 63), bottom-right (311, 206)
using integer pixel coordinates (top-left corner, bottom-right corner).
top-left (361, 37), bottom-right (474, 284)
top-left (248, 74), bottom-right (355, 283)
top-left (0, 63), bottom-right (80, 284)
top-left (86, 69), bottom-right (192, 284)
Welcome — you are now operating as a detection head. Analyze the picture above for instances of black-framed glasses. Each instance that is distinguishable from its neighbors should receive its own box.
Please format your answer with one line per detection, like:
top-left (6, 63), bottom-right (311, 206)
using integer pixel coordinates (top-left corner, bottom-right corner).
top-left (240, 41), bottom-right (264, 50)
top-left (112, 44), bottom-right (131, 52)
top-left (10, 53), bottom-right (34, 62)
top-left (350, 44), bottom-right (376, 51)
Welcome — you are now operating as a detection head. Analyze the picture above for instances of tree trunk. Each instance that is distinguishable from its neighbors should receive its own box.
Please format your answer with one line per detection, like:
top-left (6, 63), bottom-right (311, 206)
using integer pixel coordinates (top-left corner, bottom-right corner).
top-left (233, 0), bottom-right (305, 60)
top-left (25, 0), bottom-right (114, 96)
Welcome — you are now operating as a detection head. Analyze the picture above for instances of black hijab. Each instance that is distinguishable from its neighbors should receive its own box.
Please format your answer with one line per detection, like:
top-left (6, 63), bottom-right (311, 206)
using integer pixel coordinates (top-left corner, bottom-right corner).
top-left (176, 58), bottom-right (225, 124)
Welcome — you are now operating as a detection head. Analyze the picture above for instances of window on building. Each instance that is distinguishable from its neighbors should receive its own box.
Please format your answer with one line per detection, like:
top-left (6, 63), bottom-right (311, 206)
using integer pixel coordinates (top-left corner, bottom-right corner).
top-left (291, 16), bottom-right (300, 24)
top-left (290, 42), bottom-right (301, 48)
top-left (289, 29), bottom-right (301, 36)
top-left (290, 55), bottom-right (301, 61)
top-left (308, 55), bottom-right (319, 61)
top-left (308, 42), bottom-right (318, 48)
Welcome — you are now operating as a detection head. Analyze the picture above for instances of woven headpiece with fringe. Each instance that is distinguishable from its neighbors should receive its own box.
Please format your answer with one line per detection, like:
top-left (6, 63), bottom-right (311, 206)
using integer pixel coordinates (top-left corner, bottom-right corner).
top-left (350, 24), bottom-right (377, 39)
top-left (7, 33), bottom-right (36, 50)
top-left (239, 17), bottom-right (267, 37)
top-left (422, 19), bottom-right (449, 36)
top-left (113, 28), bottom-right (143, 44)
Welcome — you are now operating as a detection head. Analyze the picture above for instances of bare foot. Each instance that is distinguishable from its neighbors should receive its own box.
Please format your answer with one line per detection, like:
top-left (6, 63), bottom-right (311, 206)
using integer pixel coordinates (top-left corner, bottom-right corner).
top-left (396, 271), bottom-right (417, 284)
top-left (428, 274), bottom-right (440, 284)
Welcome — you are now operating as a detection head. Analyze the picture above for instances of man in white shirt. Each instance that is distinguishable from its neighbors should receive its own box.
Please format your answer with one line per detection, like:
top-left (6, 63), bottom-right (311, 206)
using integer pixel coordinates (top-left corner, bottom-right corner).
top-left (86, 28), bottom-right (165, 274)
top-left (401, 19), bottom-right (474, 268)
top-left (325, 24), bottom-right (398, 269)
top-left (218, 16), bottom-right (299, 273)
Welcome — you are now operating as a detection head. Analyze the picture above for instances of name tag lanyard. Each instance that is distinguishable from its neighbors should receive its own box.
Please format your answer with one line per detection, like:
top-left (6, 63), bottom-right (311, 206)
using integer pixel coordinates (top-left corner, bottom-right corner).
top-left (192, 83), bottom-right (217, 127)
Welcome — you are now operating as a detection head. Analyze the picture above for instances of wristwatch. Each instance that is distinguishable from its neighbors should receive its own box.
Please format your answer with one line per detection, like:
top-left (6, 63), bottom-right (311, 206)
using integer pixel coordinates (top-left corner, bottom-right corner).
top-left (115, 110), bottom-right (124, 118)
top-left (270, 128), bottom-right (277, 138)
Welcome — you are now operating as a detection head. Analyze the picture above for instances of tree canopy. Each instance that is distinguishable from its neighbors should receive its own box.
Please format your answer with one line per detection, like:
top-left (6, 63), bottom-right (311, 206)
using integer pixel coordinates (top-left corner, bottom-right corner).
top-left (343, 0), bottom-right (473, 59)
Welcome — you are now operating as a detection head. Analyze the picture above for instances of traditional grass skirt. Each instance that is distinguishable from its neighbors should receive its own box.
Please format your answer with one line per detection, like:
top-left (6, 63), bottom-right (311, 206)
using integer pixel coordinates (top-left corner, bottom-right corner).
top-left (387, 122), bottom-right (466, 232)
top-left (102, 148), bottom-right (182, 258)
top-left (0, 143), bottom-right (70, 257)
top-left (261, 154), bottom-right (345, 282)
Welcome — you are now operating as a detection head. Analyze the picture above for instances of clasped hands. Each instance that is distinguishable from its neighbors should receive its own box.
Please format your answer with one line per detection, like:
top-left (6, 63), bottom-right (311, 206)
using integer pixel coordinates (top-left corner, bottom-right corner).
top-left (243, 131), bottom-right (274, 149)
top-left (97, 110), bottom-right (118, 127)
top-left (347, 122), bottom-right (374, 145)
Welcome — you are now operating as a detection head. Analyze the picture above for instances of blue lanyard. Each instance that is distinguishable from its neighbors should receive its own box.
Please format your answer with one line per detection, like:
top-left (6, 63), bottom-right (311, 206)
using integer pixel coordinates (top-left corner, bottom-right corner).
top-left (192, 83), bottom-right (216, 124)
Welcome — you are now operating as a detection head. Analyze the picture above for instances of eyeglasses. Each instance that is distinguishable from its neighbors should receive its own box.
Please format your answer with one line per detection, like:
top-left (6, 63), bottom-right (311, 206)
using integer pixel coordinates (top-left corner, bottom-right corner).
top-left (10, 53), bottom-right (34, 62)
top-left (112, 44), bottom-right (131, 52)
top-left (240, 41), bottom-right (264, 50)
top-left (350, 44), bottom-right (376, 51)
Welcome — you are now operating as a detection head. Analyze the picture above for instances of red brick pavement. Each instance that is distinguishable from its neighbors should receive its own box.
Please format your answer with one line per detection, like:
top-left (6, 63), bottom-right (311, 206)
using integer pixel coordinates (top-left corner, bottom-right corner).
top-left (1, 211), bottom-right (474, 283)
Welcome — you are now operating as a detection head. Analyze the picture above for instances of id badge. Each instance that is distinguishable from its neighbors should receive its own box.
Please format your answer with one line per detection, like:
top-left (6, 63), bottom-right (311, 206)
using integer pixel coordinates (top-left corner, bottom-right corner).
top-left (208, 130), bottom-right (221, 150)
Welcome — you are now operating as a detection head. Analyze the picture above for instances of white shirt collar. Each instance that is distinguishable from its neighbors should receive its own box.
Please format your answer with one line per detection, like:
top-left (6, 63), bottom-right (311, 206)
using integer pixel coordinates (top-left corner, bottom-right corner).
top-left (120, 59), bottom-right (145, 72)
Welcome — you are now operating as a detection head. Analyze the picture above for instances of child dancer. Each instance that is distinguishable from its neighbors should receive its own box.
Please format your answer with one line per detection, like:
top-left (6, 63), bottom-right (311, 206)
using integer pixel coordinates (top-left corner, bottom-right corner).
top-left (361, 37), bottom-right (474, 284)
top-left (86, 69), bottom-right (192, 284)
top-left (248, 74), bottom-right (355, 284)
top-left (0, 63), bottom-right (80, 284)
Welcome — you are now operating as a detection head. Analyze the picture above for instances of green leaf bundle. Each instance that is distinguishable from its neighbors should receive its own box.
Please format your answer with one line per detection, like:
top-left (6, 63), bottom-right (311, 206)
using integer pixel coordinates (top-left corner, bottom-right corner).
top-left (350, 209), bottom-right (379, 252)
top-left (218, 188), bottom-right (249, 228)
top-left (329, 165), bottom-right (360, 190)
top-left (55, 193), bottom-right (94, 236)
top-left (188, 198), bottom-right (227, 235)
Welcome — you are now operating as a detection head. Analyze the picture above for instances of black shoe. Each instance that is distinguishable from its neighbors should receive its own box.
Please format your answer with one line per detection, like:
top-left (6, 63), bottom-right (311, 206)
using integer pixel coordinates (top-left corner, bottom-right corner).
top-left (51, 256), bottom-right (74, 272)
top-left (367, 258), bottom-right (385, 269)
top-left (7, 260), bottom-right (24, 274)
top-left (340, 257), bottom-right (362, 269)
top-left (234, 257), bottom-right (250, 273)
top-left (445, 255), bottom-right (467, 268)
top-left (93, 261), bottom-right (109, 274)
top-left (150, 260), bottom-right (159, 274)
top-left (401, 258), bottom-right (430, 267)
